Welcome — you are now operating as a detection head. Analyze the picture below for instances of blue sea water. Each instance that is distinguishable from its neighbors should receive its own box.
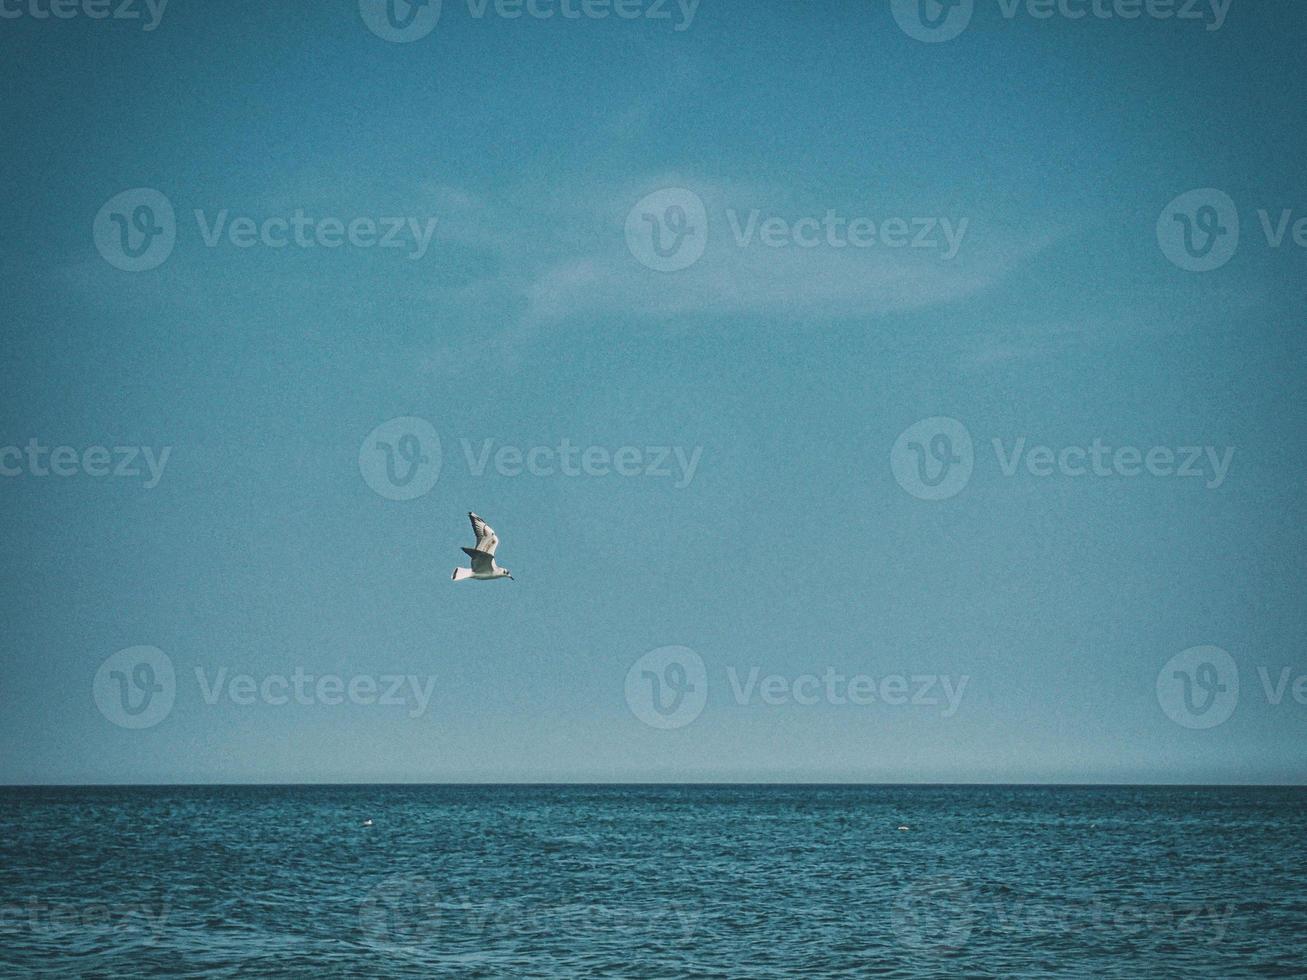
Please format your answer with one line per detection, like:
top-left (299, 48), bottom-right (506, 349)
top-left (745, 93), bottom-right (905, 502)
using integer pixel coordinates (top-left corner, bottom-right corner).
top-left (1, 785), bottom-right (1304, 978)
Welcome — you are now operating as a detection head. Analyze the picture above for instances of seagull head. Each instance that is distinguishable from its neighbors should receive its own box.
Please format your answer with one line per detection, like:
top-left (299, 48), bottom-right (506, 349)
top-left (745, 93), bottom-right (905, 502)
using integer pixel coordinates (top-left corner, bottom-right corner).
top-left (499, 568), bottom-right (514, 581)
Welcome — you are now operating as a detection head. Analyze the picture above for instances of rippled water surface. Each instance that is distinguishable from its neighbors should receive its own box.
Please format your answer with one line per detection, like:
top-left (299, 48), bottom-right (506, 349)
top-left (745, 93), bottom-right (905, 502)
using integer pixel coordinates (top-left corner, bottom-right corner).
top-left (1, 785), bottom-right (1305, 977)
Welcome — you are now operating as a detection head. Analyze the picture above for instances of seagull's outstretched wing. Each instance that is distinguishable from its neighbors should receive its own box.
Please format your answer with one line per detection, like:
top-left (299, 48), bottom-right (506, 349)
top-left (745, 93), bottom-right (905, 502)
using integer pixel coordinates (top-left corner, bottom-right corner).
top-left (461, 549), bottom-right (495, 574)
top-left (467, 512), bottom-right (499, 556)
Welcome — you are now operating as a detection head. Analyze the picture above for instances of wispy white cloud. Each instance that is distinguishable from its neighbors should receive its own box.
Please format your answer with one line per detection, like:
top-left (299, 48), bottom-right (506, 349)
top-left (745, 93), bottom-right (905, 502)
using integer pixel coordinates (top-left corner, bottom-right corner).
top-left (953, 280), bottom-right (1272, 374)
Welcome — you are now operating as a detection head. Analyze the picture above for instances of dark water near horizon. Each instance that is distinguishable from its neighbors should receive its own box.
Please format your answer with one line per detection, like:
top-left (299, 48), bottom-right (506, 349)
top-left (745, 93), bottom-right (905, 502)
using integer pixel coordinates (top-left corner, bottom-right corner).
top-left (1, 785), bottom-right (1305, 977)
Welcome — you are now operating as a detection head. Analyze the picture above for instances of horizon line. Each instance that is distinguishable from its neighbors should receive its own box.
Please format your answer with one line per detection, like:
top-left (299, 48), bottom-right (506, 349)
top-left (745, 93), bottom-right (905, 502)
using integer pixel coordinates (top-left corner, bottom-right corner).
top-left (5, 781), bottom-right (1306, 789)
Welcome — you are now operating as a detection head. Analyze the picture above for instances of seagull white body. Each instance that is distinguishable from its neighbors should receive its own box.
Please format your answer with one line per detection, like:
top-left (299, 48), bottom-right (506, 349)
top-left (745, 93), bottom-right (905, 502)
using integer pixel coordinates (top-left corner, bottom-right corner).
top-left (452, 512), bottom-right (514, 582)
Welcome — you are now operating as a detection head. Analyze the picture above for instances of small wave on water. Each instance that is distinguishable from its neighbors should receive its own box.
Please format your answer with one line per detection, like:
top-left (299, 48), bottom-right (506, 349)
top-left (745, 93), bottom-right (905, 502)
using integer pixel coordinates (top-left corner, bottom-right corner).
top-left (1, 784), bottom-right (1305, 977)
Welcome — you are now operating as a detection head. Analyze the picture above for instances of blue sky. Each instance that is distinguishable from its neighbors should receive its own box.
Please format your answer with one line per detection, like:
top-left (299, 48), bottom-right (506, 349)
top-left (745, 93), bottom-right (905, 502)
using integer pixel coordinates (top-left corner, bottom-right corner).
top-left (1, 0), bottom-right (1304, 783)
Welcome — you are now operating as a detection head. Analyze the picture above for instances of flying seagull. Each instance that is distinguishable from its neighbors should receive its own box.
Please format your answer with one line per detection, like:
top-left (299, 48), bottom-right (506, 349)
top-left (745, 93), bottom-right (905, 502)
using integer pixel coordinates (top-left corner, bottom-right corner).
top-left (452, 512), bottom-right (514, 582)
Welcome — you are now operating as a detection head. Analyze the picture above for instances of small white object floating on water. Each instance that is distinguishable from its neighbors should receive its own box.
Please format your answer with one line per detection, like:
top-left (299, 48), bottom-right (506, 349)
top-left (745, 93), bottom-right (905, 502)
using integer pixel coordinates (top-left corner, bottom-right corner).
top-left (897, 825), bottom-right (911, 831)
top-left (362, 819), bottom-right (374, 827)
